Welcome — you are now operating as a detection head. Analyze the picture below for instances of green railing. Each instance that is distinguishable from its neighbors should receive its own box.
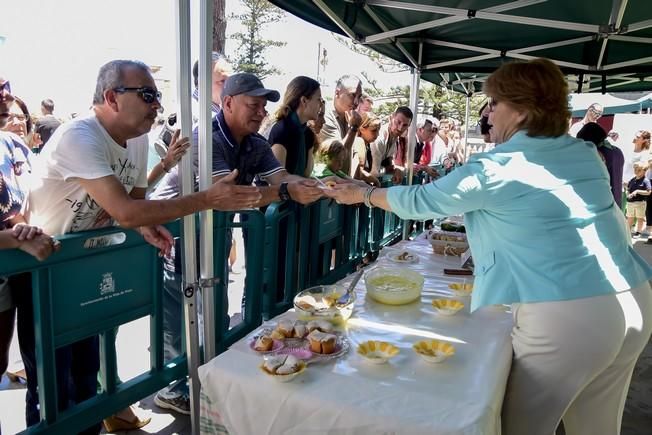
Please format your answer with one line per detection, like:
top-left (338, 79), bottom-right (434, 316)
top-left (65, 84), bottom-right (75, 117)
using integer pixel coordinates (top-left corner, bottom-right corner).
top-left (210, 210), bottom-right (266, 354)
top-left (1, 175), bottom-right (437, 433)
top-left (0, 224), bottom-right (186, 435)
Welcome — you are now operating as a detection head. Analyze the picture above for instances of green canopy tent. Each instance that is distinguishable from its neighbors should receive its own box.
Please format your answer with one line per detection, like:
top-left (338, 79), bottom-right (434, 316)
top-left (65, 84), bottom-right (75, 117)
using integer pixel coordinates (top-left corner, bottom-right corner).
top-left (269, 0), bottom-right (652, 238)
top-left (269, 0), bottom-right (652, 95)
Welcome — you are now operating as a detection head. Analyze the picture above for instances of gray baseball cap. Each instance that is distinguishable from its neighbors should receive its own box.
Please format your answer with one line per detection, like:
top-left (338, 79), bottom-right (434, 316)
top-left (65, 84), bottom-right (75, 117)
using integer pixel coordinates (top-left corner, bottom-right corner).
top-left (223, 73), bottom-right (280, 102)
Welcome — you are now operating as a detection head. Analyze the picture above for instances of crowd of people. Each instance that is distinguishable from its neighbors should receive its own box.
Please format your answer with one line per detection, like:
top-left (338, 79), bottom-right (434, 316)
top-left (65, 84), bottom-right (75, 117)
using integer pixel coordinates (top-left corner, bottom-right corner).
top-left (1, 53), bottom-right (651, 435)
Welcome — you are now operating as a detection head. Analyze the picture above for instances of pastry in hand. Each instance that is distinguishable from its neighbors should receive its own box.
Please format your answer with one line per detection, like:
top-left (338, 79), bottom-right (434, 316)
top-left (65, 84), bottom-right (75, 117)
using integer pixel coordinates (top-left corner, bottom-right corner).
top-left (308, 330), bottom-right (337, 354)
top-left (307, 319), bottom-right (333, 333)
top-left (254, 335), bottom-right (273, 352)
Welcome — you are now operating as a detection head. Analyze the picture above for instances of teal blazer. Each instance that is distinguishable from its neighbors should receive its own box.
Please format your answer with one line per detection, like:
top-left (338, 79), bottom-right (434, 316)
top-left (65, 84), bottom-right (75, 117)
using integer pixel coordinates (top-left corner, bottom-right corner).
top-left (387, 131), bottom-right (652, 311)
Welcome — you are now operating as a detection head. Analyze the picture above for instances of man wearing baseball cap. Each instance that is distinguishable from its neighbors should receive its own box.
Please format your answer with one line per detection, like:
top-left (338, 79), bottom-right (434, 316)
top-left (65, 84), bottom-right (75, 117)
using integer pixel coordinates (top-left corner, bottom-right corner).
top-left (150, 72), bottom-right (325, 414)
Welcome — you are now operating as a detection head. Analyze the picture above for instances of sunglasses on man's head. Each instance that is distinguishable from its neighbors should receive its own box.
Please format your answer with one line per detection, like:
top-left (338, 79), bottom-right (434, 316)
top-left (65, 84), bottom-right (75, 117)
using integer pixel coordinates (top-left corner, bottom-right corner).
top-left (0, 81), bottom-right (11, 94)
top-left (113, 86), bottom-right (161, 104)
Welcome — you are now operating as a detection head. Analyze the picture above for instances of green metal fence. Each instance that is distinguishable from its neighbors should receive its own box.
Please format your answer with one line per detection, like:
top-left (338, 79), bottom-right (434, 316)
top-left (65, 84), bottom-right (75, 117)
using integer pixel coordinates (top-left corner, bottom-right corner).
top-left (1, 187), bottom-right (427, 433)
top-left (0, 224), bottom-right (185, 435)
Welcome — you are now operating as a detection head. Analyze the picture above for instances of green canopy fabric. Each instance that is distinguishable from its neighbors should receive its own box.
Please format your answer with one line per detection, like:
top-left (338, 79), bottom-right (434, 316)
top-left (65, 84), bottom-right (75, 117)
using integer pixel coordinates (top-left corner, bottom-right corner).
top-left (269, 0), bottom-right (652, 94)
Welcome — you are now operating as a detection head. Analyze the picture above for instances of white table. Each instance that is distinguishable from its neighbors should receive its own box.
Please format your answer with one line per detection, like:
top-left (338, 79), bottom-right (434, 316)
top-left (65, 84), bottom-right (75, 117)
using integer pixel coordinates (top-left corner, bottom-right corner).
top-left (199, 237), bottom-right (514, 435)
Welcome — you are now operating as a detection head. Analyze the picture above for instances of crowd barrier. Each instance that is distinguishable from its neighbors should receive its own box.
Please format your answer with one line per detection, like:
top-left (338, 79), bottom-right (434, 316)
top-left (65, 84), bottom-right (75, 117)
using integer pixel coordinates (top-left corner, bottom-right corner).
top-left (1, 173), bottom-right (437, 434)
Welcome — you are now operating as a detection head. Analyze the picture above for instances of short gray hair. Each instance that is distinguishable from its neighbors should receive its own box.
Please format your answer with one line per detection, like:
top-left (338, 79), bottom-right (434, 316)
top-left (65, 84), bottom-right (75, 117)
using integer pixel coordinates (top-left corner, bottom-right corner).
top-left (335, 74), bottom-right (361, 92)
top-left (92, 60), bottom-right (151, 105)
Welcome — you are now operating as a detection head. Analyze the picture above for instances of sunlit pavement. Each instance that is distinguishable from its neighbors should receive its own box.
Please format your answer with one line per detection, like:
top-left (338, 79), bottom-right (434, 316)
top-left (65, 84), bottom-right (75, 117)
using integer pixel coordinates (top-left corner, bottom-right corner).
top-left (1, 229), bottom-right (651, 434)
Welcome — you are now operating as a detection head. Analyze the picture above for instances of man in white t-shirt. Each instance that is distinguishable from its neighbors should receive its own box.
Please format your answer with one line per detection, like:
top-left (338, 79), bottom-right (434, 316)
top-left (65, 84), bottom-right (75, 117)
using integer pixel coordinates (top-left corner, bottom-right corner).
top-left (569, 103), bottom-right (603, 137)
top-left (25, 60), bottom-right (261, 247)
top-left (22, 60), bottom-right (262, 432)
top-left (430, 119), bottom-right (457, 166)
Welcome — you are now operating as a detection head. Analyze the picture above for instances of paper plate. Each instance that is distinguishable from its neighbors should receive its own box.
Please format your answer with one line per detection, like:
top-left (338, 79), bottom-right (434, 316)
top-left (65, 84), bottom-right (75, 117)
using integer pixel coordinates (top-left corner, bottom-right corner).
top-left (357, 340), bottom-right (399, 364)
top-left (448, 282), bottom-right (473, 297)
top-left (259, 360), bottom-right (307, 383)
top-left (387, 250), bottom-right (418, 264)
top-left (413, 340), bottom-right (455, 363)
top-left (431, 299), bottom-right (465, 316)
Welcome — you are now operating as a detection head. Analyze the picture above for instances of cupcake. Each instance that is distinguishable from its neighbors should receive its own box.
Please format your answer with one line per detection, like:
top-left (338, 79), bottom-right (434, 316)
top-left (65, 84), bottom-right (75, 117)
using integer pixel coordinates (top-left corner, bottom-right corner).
top-left (293, 321), bottom-right (308, 338)
top-left (277, 320), bottom-right (295, 338)
top-left (308, 330), bottom-right (337, 354)
top-left (254, 335), bottom-right (273, 352)
top-left (307, 319), bottom-right (333, 333)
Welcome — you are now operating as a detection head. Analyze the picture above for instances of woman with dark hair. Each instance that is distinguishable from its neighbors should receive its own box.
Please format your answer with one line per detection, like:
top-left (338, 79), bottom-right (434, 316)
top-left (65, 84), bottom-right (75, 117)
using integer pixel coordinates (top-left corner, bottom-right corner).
top-left (268, 76), bottom-right (323, 176)
top-left (325, 58), bottom-right (652, 435)
top-left (2, 97), bottom-right (42, 151)
top-left (577, 122), bottom-right (624, 208)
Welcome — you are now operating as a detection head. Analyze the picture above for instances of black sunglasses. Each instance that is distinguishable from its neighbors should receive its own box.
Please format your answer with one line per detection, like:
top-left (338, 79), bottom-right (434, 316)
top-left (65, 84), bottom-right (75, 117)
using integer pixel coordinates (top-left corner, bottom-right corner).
top-left (0, 81), bottom-right (11, 94)
top-left (113, 86), bottom-right (161, 104)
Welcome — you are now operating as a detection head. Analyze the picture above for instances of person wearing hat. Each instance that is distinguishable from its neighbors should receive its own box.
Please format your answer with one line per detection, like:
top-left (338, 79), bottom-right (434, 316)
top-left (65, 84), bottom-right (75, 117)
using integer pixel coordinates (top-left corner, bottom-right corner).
top-left (151, 73), bottom-right (326, 415)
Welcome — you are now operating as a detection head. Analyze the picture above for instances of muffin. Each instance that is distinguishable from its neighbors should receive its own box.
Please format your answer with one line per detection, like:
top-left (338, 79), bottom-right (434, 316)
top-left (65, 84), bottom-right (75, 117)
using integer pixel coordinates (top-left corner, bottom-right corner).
top-left (307, 319), bottom-right (333, 333)
top-left (254, 335), bottom-right (273, 352)
top-left (277, 320), bottom-right (295, 338)
top-left (308, 330), bottom-right (337, 354)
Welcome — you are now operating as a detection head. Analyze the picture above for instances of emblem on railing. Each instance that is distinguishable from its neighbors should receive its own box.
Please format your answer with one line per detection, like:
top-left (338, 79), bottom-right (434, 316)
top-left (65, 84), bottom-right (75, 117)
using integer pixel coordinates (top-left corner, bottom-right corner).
top-left (100, 272), bottom-right (116, 295)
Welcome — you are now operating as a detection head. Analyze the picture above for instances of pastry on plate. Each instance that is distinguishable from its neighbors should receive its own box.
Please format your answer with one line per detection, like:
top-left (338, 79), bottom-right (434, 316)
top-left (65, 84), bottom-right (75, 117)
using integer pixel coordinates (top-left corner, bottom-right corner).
top-left (293, 321), bottom-right (308, 338)
top-left (307, 330), bottom-right (337, 354)
top-left (253, 335), bottom-right (273, 352)
top-left (307, 319), bottom-right (333, 333)
top-left (262, 354), bottom-right (301, 375)
top-left (277, 320), bottom-right (295, 338)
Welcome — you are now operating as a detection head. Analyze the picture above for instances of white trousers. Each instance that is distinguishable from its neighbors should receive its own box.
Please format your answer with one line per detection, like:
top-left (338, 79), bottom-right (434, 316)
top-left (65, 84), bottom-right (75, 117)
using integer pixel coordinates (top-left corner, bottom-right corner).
top-left (502, 282), bottom-right (652, 435)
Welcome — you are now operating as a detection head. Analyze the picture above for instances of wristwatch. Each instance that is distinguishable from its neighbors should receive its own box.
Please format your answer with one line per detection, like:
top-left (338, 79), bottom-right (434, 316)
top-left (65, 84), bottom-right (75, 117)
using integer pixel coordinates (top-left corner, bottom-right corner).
top-left (279, 182), bottom-right (291, 201)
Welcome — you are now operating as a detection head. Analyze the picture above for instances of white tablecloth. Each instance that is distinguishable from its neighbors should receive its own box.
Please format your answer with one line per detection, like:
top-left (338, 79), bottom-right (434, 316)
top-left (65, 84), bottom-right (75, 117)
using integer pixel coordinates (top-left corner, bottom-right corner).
top-left (199, 237), bottom-right (514, 435)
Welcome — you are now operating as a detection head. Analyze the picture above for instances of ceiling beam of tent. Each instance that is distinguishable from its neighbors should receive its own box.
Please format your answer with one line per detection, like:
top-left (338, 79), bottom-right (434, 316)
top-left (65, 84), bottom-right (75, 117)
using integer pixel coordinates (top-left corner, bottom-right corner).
top-left (424, 53), bottom-right (498, 70)
top-left (508, 53), bottom-right (590, 70)
top-left (363, 0), bottom-right (546, 44)
top-left (586, 78), bottom-right (642, 92)
top-left (417, 36), bottom-right (591, 71)
top-left (312, 0), bottom-right (358, 41)
top-left (362, 3), bottom-right (418, 67)
top-left (452, 76), bottom-right (488, 85)
top-left (597, 0), bottom-right (628, 69)
top-left (610, 35), bottom-right (652, 44)
top-left (509, 35), bottom-right (595, 54)
top-left (624, 18), bottom-right (652, 34)
top-left (455, 73), bottom-right (469, 95)
top-left (420, 38), bottom-right (501, 55)
top-left (602, 55), bottom-right (652, 70)
top-left (364, 0), bottom-right (599, 33)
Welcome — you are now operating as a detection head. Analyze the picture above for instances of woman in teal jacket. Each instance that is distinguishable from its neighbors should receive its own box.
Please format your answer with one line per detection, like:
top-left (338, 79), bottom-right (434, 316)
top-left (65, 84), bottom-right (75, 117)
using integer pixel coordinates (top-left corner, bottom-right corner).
top-left (326, 58), bottom-right (652, 435)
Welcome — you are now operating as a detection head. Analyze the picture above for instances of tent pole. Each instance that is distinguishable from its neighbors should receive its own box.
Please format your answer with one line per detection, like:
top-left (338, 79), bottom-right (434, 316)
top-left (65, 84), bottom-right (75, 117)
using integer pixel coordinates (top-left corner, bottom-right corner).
top-left (463, 93), bottom-right (470, 161)
top-left (199, 0), bottom-right (217, 364)
top-left (174, 1), bottom-right (200, 434)
top-left (402, 63), bottom-right (421, 241)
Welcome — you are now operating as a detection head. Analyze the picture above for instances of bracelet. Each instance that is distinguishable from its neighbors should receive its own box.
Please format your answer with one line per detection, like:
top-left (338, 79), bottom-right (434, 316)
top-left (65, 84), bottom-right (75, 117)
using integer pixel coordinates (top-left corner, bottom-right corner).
top-left (349, 125), bottom-right (359, 133)
top-left (363, 186), bottom-right (376, 208)
top-left (160, 157), bottom-right (171, 173)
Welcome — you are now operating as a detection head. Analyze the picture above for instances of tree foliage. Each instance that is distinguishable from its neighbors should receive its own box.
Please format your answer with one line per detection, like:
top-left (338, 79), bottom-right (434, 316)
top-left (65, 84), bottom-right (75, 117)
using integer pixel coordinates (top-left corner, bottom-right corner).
top-left (229, 0), bottom-right (286, 79)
